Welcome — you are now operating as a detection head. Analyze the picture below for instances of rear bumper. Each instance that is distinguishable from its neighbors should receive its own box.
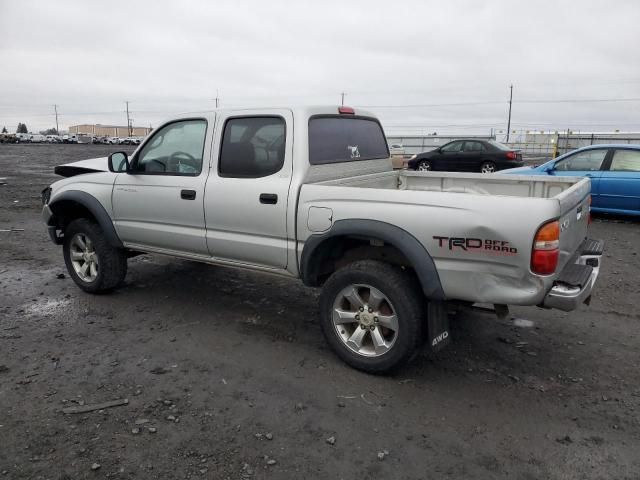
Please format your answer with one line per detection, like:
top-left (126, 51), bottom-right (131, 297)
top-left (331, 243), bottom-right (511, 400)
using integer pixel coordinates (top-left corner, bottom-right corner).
top-left (542, 238), bottom-right (603, 312)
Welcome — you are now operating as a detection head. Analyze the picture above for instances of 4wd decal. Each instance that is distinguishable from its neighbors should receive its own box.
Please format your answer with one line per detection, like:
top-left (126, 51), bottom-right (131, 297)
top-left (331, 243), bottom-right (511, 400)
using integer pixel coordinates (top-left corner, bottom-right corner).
top-left (433, 236), bottom-right (518, 255)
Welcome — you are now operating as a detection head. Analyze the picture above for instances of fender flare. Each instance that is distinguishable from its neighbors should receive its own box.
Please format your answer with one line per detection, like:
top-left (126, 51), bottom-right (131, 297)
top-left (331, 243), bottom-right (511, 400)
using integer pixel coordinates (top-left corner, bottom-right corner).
top-left (47, 190), bottom-right (123, 248)
top-left (300, 219), bottom-right (445, 300)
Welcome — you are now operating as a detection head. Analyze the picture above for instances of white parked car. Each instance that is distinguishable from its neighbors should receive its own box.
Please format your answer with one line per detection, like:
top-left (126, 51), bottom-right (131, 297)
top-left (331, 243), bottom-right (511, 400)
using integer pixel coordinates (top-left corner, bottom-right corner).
top-left (30, 134), bottom-right (46, 143)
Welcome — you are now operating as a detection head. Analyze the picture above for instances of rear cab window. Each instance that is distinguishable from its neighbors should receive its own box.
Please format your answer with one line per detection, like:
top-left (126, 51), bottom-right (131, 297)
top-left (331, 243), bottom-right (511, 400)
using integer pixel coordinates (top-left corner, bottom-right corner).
top-left (308, 116), bottom-right (389, 165)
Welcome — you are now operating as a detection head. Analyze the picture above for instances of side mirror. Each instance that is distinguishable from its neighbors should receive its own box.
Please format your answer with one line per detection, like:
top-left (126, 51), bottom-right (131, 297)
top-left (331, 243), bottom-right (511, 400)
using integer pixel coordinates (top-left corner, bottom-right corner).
top-left (108, 152), bottom-right (129, 172)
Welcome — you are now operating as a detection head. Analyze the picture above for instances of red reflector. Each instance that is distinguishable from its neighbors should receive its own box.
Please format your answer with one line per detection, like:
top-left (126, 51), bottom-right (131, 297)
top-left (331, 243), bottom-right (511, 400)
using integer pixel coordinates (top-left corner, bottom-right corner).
top-left (506, 151), bottom-right (517, 160)
top-left (338, 106), bottom-right (355, 114)
top-left (531, 249), bottom-right (559, 275)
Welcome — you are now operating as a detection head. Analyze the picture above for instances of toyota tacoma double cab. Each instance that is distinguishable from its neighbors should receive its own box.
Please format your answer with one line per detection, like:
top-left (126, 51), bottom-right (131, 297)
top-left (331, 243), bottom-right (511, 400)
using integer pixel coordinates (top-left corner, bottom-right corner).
top-left (41, 106), bottom-right (604, 373)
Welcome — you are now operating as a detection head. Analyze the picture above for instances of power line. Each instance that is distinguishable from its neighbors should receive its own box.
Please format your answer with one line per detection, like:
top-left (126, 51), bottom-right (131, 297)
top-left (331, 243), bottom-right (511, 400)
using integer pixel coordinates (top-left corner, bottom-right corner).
top-left (359, 97), bottom-right (640, 108)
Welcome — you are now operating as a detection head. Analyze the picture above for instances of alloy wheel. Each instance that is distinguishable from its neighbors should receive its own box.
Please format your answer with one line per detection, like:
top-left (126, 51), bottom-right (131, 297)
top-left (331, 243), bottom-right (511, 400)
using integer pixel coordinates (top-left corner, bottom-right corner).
top-left (481, 163), bottom-right (496, 173)
top-left (69, 233), bottom-right (99, 282)
top-left (332, 284), bottom-right (398, 357)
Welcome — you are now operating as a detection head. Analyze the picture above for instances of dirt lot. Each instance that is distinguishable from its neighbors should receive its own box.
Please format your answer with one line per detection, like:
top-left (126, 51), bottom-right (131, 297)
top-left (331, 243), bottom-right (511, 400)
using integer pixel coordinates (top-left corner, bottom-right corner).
top-left (1, 144), bottom-right (639, 480)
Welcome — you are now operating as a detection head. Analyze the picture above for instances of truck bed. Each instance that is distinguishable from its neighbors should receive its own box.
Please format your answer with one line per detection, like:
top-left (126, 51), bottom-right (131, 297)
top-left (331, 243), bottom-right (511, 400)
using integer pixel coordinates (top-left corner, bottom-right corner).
top-left (316, 170), bottom-right (584, 200)
top-left (299, 169), bottom-right (592, 306)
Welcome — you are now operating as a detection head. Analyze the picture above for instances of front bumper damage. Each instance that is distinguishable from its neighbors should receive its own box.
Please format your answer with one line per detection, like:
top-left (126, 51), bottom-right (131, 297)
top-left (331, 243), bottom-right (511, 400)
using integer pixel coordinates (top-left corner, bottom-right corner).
top-left (42, 204), bottom-right (63, 245)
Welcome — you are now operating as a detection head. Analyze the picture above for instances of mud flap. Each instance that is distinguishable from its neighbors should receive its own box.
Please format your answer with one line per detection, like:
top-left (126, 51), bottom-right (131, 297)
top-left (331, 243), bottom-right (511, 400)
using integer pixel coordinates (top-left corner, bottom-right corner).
top-left (427, 300), bottom-right (450, 352)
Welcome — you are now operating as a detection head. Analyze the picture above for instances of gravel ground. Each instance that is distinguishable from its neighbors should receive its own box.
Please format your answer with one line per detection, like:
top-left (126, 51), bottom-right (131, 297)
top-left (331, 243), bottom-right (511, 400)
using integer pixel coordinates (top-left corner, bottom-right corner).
top-left (1, 144), bottom-right (639, 480)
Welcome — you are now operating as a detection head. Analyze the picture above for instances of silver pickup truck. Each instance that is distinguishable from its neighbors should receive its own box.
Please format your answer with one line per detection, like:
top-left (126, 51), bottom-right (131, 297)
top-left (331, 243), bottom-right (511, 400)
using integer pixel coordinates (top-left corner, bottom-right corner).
top-left (42, 106), bottom-right (603, 373)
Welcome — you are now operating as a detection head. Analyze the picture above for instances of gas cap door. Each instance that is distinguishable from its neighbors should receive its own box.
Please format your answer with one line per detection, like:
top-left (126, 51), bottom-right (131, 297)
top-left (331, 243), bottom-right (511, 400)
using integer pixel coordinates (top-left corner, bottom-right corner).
top-left (307, 207), bottom-right (333, 233)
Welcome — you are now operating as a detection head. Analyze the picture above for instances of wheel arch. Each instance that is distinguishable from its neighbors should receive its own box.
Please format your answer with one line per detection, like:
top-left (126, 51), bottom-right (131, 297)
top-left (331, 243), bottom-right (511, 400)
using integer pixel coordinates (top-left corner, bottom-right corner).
top-left (47, 190), bottom-right (123, 248)
top-left (300, 219), bottom-right (445, 300)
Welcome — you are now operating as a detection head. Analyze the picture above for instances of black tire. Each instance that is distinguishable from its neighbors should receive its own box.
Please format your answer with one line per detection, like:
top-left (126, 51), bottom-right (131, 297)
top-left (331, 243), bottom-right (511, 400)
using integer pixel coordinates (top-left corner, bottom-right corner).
top-left (416, 160), bottom-right (432, 171)
top-left (63, 218), bottom-right (127, 293)
top-left (319, 260), bottom-right (425, 374)
top-left (480, 161), bottom-right (497, 173)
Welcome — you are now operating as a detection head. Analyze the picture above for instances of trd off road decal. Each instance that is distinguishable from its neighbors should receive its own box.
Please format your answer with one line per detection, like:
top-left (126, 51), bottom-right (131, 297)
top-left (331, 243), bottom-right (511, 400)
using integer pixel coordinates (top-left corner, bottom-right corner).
top-left (433, 236), bottom-right (518, 256)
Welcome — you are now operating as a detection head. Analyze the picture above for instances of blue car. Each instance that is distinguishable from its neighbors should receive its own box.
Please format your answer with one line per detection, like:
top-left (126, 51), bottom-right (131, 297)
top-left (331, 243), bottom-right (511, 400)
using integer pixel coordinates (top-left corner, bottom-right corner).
top-left (501, 144), bottom-right (640, 216)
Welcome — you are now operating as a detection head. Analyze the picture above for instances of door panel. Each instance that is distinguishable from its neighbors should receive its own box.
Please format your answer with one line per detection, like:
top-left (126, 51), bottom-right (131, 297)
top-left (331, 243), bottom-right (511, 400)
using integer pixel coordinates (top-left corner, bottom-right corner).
top-left (204, 110), bottom-right (293, 269)
top-left (551, 148), bottom-right (609, 206)
top-left (461, 141), bottom-right (484, 171)
top-left (439, 141), bottom-right (464, 171)
top-left (112, 118), bottom-right (212, 255)
top-left (598, 149), bottom-right (640, 212)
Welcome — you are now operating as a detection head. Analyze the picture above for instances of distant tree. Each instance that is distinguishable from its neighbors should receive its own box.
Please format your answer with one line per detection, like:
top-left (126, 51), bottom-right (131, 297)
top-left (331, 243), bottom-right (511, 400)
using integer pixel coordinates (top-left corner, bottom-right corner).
top-left (16, 123), bottom-right (28, 134)
top-left (1, 126), bottom-right (7, 133)
top-left (41, 128), bottom-right (58, 135)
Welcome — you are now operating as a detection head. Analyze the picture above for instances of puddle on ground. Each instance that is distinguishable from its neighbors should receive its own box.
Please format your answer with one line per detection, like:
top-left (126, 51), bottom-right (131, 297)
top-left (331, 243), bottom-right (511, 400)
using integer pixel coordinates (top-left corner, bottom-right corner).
top-left (513, 318), bottom-right (535, 328)
top-left (23, 298), bottom-right (72, 317)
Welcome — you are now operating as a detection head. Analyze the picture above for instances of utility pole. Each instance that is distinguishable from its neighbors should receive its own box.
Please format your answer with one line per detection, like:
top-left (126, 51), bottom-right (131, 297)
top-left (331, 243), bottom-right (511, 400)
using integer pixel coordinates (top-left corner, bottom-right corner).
top-left (53, 104), bottom-right (59, 134)
top-left (340, 92), bottom-right (345, 106)
top-left (506, 84), bottom-right (513, 143)
top-left (125, 101), bottom-right (131, 136)
top-left (215, 89), bottom-right (220, 108)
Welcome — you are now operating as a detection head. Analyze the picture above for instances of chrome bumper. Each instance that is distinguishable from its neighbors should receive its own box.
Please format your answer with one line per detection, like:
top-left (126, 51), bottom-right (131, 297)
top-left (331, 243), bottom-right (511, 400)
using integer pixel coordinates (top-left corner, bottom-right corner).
top-left (543, 248), bottom-right (602, 312)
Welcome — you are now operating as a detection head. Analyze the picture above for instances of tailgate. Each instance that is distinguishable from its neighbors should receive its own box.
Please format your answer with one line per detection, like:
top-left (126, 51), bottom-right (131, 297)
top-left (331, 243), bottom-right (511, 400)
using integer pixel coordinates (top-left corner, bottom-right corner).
top-left (555, 177), bottom-right (591, 270)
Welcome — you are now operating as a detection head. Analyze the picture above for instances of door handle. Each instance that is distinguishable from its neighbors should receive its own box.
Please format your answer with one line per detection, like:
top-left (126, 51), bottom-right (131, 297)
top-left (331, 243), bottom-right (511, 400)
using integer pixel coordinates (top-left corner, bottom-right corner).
top-left (259, 193), bottom-right (278, 204)
top-left (181, 189), bottom-right (196, 200)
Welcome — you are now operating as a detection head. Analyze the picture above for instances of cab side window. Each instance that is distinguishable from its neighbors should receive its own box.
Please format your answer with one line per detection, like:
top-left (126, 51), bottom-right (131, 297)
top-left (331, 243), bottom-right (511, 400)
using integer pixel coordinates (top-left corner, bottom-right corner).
top-left (555, 149), bottom-right (607, 171)
top-left (219, 117), bottom-right (286, 178)
top-left (134, 119), bottom-right (207, 175)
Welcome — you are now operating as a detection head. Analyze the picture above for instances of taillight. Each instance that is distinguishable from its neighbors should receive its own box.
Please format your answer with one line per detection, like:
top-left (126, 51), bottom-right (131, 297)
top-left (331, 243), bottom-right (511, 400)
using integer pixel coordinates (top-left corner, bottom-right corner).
top-left (531, 220), bottom-right (560, 275)
top-left (506, 151), bottom-right (517, 160)
top-left (338, 106), bottom-right (355, 114)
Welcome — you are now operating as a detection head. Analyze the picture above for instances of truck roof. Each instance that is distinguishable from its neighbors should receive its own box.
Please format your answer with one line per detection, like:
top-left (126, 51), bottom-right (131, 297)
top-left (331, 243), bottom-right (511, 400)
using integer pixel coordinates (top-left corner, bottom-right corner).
top-left (167, 105), bottom-right (378, 122)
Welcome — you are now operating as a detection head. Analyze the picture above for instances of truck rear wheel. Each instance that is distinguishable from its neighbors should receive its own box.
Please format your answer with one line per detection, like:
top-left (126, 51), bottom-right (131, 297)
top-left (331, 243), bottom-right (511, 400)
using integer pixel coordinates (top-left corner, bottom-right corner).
top-left (63, 218), bottom-right (127, 293)
top-left (319, 260), bottom-right (425, 374)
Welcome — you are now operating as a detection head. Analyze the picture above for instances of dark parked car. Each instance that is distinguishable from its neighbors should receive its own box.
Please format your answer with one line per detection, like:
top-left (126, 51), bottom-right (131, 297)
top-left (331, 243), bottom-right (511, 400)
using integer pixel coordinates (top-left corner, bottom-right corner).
top-left (407, 139), bottom-right (523, 173)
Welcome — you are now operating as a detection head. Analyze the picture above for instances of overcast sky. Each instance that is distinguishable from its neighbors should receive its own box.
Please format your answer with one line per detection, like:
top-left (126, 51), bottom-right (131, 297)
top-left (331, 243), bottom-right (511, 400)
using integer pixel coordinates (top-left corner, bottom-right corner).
top-left (1, 0), bottom-right (639, 137)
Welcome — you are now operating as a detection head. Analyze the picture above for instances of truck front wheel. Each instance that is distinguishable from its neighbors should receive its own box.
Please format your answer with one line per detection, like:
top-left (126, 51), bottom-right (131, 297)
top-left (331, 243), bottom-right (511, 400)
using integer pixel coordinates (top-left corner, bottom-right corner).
top-left (319, 260), bottom-right (425, 374)
top-left (63, 218), bottom-right (127, 293)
